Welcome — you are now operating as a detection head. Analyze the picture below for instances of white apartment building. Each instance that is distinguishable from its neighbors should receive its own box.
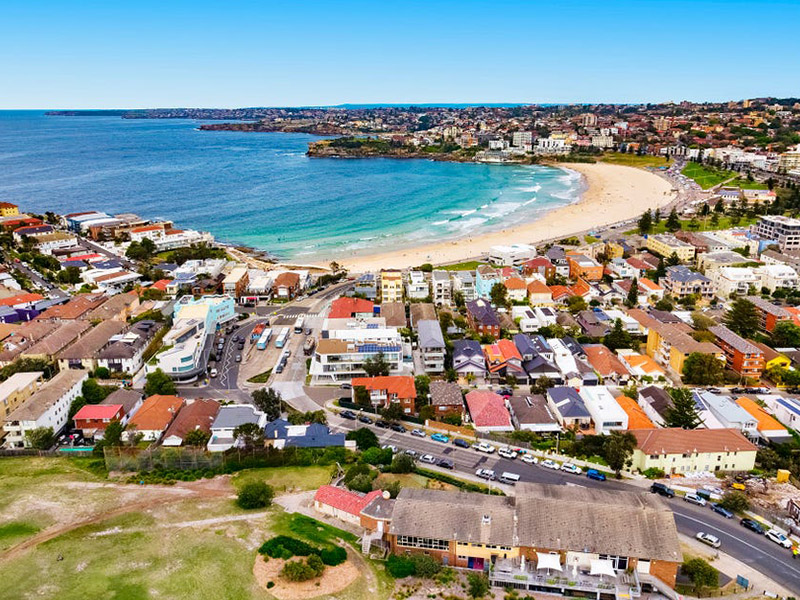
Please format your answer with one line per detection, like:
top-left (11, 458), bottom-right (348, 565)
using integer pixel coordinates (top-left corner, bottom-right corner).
top-left (511, 306), bottom-right (558, 333)
top-left (754, 215), bottom-right (800, 252)
top-left (754, 264), bottom-right (799, 292)
top-left (451, 271), bottom-right (476, 302)
top-left (710, 267), bottom-right (759, 298)
top-left (405, 271), bottom-right (429, 300)
top-left (489, 244), bottom-right (536, 267)
top-left (431, 271), bottom-right (452, 305)
top-left (535, 137), bottom-right (571, 155)
top-left (578, 386), bottom-right (628, 435)
top-left (512, 131), bottom-right (533, 148)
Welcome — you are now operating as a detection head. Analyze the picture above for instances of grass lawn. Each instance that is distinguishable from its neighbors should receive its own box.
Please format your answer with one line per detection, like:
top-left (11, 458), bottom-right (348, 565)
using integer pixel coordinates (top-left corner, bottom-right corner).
top-left (269, 511), bottom-right (358, 546)
top-left (439, 260), bottom-right (483, 271)
top-left (375, 472), bottom-right (456, 491)
top-left (625, 215), bottom-right (759, 235)
top-left (600, 152), bottom-right (672, 169)
top-left (724, 177), bottom-right (768, 190)
top-left (246, 369), bottom-right (271, 383)
top-left (678, 162), bottom-right (766, 190)
top-left (232, 465), bottom-right (334, 494)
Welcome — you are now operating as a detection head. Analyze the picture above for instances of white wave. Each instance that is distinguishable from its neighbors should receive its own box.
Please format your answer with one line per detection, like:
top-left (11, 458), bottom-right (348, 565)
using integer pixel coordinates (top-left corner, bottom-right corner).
top-left (432, 220), bottom-right (449, 226)
top-left (522, 197), bottom-right (537, 206)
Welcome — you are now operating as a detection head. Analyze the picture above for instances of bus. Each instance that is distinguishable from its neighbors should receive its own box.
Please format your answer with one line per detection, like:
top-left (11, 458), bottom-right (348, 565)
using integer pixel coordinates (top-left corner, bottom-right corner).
top-left (275, 327), bottom-right (290, 348)
top-left (256, 328), bottom-right (273, 350)
top-left (293, 316), bottom-right (305, 334)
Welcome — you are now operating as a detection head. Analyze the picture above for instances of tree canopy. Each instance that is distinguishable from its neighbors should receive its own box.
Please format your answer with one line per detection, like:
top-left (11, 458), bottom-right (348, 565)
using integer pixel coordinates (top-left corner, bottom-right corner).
top-left (663, 387), bottom-right (703, 429)
top-left (251, 387), bottom-right (282, 421)
top-left (724, 298), bottom-right (759, 339)
top-left (144, 369), bottom-right (177, 397)
top-left (682, 352), bottom-right (724, 385)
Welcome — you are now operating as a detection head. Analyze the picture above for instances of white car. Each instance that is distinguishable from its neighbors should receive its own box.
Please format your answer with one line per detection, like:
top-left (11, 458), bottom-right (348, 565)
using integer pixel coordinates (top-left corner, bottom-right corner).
top-left (696, 532), bottom-right (721, 548)
top-left (381, 444), bottom-right (397, 453)
top-left (541, 459), bottom-right (560, 470)
top-left (521, 454), bottom-right (538, 465)
top-left (684, 493), bottom-right (707, 506)
top-left (209, 368), bottom-right (218, 378)
top-left (498, 447), bottom-right (516, 459)
top-left (475, 442), bottom-right (496, 454)
top-left (560, 463), bottom-right (581, 475)
top-left (403, 449), bottom-right (417, 457)
top-left (420, 454), bottom-right (436, 464)
top-left (765, 529), bottom-right (793, 549)
top-left (475, 468), bottom-right (496, 480)
top-left (410, 429), bottom-right (425, 437)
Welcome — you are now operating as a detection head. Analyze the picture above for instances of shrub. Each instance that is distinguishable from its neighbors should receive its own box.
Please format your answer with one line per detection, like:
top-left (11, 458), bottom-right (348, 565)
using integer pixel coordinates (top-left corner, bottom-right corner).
top-left (320, 546), bottom-right (347, 566)
top-left (682, 557), bottom-right (719, 590)
top-left (467, 572), bottom-right (490, 598)
top-left (410, 554), bottom-right (440, 578)
top-left (266, 581), bottom-right (275, 589)
top-left (386, 554), bottom-right (416, 578)
top-left (347, 473), bottom-right (375, 493)
top-left (642, 467), bottom-right (666, 479)
top-left (237, 481), bottom-right (274, 509)
top-left (282, 558), bottom-right (322, 582)
top-left (259, 535), bottom-right (317, 558)
top-left (719, 490), bottom-right (749, 514)
top-left (391, 453), bottom-right (416, 474)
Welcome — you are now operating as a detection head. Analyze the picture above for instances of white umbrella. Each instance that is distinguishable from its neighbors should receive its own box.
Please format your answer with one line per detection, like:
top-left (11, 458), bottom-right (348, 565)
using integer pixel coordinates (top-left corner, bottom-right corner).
top-left (520, 554), bottom-right (525, 572)
top-left (536, 552), bottom-right (562, 572)
top-left (590, 559), bottom-right (617, 579)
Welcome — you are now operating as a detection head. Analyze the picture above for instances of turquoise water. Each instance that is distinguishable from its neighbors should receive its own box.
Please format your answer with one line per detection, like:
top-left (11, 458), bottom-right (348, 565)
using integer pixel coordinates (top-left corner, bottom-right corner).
top-left (0, 111), bottom-right (582, 261)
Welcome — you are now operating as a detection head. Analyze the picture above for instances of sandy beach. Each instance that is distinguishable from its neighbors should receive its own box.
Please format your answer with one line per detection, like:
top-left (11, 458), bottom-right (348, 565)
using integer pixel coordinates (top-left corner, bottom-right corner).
top-left (330, 162), bottom-right (675, 273)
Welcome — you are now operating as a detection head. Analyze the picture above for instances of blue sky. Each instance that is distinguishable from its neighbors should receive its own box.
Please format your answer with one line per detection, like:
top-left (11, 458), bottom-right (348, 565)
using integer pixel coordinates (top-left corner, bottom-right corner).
top-left (2, 0), bottom-right (799, 108)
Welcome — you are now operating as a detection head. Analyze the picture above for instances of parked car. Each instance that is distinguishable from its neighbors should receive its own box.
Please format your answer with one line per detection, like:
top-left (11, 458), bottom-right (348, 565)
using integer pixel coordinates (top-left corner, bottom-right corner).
top-left (684, 493), bottom-right (707, 506)
top-left (540, 459), bottom-right (559, 470)
top-left (235, 354), bottom-right (242, 362)
top-left (437, 458), bottom-right (454, 469)
top-left (475, 468), bottom-right (496, 480)
top-left (209, 368), bottom-right (218, 377)
top-left (339, 383), bottom-right (352, 390)
top-left (766, 529), bottom-right (793, 548)
top-left (390, 423), bottom-right (406, 433)
top-left (410, 428), bottom-right (425, 438)
top-left (740, 518), bottom-right (765, 534)
top-left (710, 503), bottom-right (734, 519)
top-left (431, 433), bottom-right (449, 443)
top-left (381, 444), bottom-right (397, 453)
top-left (340, 410), bottom-right (357, 420)
top-left (521, 454), bottom-right (538, 465)
top-left (696, 532), bottom-right (721, 549)
top-left (420, 454), bottom-right (436, 464)
top-left (561, 463), bottom-right (581, 475)
top-left (650, 483), bottom-right (675, 498)
top-left (475, 442), bottom-right (495, 454)
top-left (375, 420), bottom-right (390, 428)
top-left (358, 415), bottom-right (373, 424)
top-left (499, 472), bottom-right (520, 485)
top-left (403, 449), bottom-right (417, 458)
top-left (586, 469), bottom-right (606, 481)
top-left (453, 438), bottom-right (470, 448)
top-left (498, 447), bottom-right (516, 459)
top-left (275, 364), bottom-right (284, 374)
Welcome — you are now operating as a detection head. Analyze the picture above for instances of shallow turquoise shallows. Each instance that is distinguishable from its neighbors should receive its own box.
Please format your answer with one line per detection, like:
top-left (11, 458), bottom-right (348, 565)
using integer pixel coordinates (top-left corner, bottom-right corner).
top-left (0, 111), bottom-right (582, 261)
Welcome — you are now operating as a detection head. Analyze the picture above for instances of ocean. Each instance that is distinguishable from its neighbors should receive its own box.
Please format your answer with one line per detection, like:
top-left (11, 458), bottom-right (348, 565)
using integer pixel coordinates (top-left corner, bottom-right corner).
top-left (0, 111), bottom-right (583, 262)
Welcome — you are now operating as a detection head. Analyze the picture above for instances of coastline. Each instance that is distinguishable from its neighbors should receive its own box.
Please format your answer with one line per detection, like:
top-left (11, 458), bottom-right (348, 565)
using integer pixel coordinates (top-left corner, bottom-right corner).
top-left (325, 162), bottom-right (675, 273)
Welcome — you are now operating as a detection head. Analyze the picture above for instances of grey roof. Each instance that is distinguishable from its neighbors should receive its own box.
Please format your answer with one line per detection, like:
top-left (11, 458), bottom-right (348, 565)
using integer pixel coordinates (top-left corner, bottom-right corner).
top-left (5, 369), bottom-right (88, 422)
top-left (709, 325), bottom-right (762, 354)
top-left (417, 320), bottom-right (445, 350)
top-left (746, 296), bottom-right (790, 318)
top-left (453, 339), bottom-right (483, 359)
top-left (210, 404), bottom-right (262, 429)
top-left (101, 388), bottom-right (143, 415)
top-left (263, 418), bottom-right (345, 448)
top-left (467, 299), bottom-right (500, 327)
top-left (506, 395), bottom-right (557, 426)
top-left (429, 381), bottom-right (463, 407)
top-left (362, 495), bottom-right (395, 521)
top-left (547, 387), bottom-right (591, 419)
top-left (57, 320), bottom-right (127, 360)
top-left (639, 386), bottom-right (673, 418)
top-left (23, 320), bottom-right (92, 357)
top-left (666, 265), bottom-right (710, 283)
top-left (513, 333), bottom-right (536, 358)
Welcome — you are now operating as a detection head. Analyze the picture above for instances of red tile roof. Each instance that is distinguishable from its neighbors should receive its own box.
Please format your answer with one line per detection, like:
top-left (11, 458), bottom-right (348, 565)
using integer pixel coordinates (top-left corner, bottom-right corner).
top-left (549, 285), bottom-right (572, 301)
top-left (127, 395), bottom-right (184, 431)
top-left (0, 293), bottom-right (44, 307)
top-left (527, 280), bottom-right (551, 295)
top-left (151, 279), bottom-right (170, 292)
top-left (465, 390), bottom-right (512, 428)
top-left (73, 404), bottom-right (123, 421)
top-left (583, 344), bottom-right (631, 377)
top-left (329, 297), bottom-right (375, 319)
top-left (504, 277), bottom-right (527, 290)
top-left (314, 485), bottom-right (383, 516)
top-left (350, 376), bottom-right (416, 399)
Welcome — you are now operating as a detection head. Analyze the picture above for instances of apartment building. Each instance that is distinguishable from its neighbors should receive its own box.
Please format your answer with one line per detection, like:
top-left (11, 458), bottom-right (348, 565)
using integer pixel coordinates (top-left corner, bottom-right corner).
top-left (566, 253), bottom-right (603, 281)
top-left (710, 267), bottom-right (759, 298)
top-left (405, 271), bottom-right (429, 300)
top-left (645, 321), bottom-right (724, 375)
top-left (380, 270), bottom-right (403, 302)
top-left (466, 299), bottom-right (500, 338)
top-left (488, 244), bottom-right (536, 267)
top-left (475, 265), bottom-right (502, 299)
top-left (417, 320), bottom-right (446, 374)
top-left (747, 296), bottom-right (791, 333)
top-left (659, 266), bottom-right (713, 300)
top-left (754, 215), bottom-right (800, 252)
top-left (708, 325), bottom-right (765, 379)
top-left (645, 234), bottom-right (696, 262)
top-left (430, 271), bottom-right (452, 305)
top-left (350, 375), bottom-right (416, 415)
top-left (451, 271), bottom-right (476, 301)
top-left (222, 266), bottom-right (249, 299)
top-left (754, 264), bottom-right (799, 292)
top-left (0, 372), bottom-right (43, 439)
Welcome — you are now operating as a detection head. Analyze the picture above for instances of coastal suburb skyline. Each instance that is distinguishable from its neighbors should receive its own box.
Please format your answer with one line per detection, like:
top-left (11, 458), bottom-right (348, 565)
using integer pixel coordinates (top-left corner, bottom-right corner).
top-left (2, 0), bottom-right (800, 110)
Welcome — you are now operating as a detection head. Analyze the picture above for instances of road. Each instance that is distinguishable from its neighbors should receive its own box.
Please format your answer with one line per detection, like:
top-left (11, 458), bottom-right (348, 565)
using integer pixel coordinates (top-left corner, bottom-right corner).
top-left (328, 414), bottom-right (800, 594)
top-left (13, 261), bottom-right (69, 300)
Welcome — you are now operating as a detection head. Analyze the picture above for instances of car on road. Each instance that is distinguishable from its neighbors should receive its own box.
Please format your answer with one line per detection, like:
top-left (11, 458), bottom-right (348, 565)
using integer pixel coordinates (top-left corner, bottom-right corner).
top-left (358, 415), bottom-right (373, 424)
top-left (275, 364), bottom-right (284, 374)
top-left (420, 454), bottom-right (436, 464)
top-left (305, 328), bottom-right (312, 335)
top-left (453, 438), bottom-right (470, 449)
top-left (340, 410), bottom-right (357, 420)
top-left (710, 503), bottom-right (734, 519)
top-left (740, 518), bottom-right (765, 534)
top-left (498, 447), bottom-right (516, 459)
top-left (403, 449), bottom-right (417, 457)
top-left (410, 428), bottom-right (425, 437)
top-left (586, 469), bottom-right (606, 481)
top-left (696, 532), bottom-right (721, 548)
top-left (765, 529), bottom-right (792, 548)
top-left (521, 454), bottom-right (538, 465)
top-left (475, 442), bottom-right (495, 454)
top-left (339, 383), bottom-right (352, 390)
top-left (210, 368), bottom-right (218, 378)
top-left (375, 420), bottom-right (390, 428)
top-left (437, 458), bottom-right (454, 469)
top-left (431, 433), bottom-right (449, 443)
top-left (540, 459), bottom-right (559, 470)
top-left (650, 483), bottom-right (675, 498)
top-left (684, 493), bottom-right (707, 506)
top-left (561, 463), bottom-right (581, 475)
top-left (475, 468), bottom-right (496, 481)
top-left (390, 423), bottom-right (406, 433)
top-left (232, 335), bottom-right (240, 342)
top-left (381, 444), bottom-right (397, 453)
top-left (235, 354), bottom-right (241, 362)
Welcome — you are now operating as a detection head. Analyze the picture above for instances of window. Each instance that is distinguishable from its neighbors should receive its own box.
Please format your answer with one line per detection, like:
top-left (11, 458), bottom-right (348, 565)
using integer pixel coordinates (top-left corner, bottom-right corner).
top-left (397, 536), bottom-right (449, 551)
top-left (598, 554), bottom-right (628, 571)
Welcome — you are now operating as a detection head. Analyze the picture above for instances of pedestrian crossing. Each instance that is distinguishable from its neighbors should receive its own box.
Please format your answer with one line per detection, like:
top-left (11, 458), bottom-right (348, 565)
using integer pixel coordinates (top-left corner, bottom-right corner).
top-left (274, 311), bottom-right (322, 320)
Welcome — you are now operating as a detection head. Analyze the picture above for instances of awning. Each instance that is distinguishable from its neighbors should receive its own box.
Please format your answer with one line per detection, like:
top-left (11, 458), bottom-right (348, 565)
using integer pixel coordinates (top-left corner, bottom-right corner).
top-left (536, 552), bottom-right (563, 571)
top-left (590, 559), bottom-right (617, 578)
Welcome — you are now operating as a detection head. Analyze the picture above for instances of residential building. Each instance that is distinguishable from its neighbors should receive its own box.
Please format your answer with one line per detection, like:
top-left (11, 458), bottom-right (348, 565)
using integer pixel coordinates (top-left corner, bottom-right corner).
top-left (615, 394), bottom-right (656, 429)
top-left (506, 394), bottom-right (559, 433)
top-left (100, 388), bottom-right (143, 425)
top-left (0, 371), bottom-right (43, 434)
top-left (761, 395), bottom-right (800, 431)
top-left (96, 320), bottom-right (159, 375)
top-left (406, 271), bottom-right (429, 300)
top-left (503, 277), bottom-right (528, 303)
top-left (464, 390), bottom-right (512, 432)
top-left (3, 369), bottom-right (88, 448)
top-left (222, 266), bottom-right (250, 299)
top-left (751, 341), bottom-right (790, 371)
top-left (754, 215), bottom-right (800, 252)
top-left (417, 320), bottom-right (445, 374)
top-left (351, 376), bottom-right (416, 415)
top-left (451, 271), bottom-right (476, 302)
top-left (0, 202), bottom-right (19, 217)
top-left (263, 419), bottom-right (349, 449)
top-left (526, 280), bottom-right (553, 306)
top-left (409, 303), bottom-right (436, 328)
top-left (616, 350), bottom-right (666, 382)
top-left (735, 397), bottom-right (790, 443)
top-left (708, 325), bottom-right (765, 379)
top-left (329, 297), bottom-right (375, 319)
top-left (645, 234), bottom-right (695, 262)
top-left (465, 299), bottom-right (500, 338)
top-left (73, 404), bottom-right (125, 439)
top-left (380, 302), bottom-right (407, 327)
top-left (629, 428), bottom-right (757, 475)
top-left (35, 293), bottom-right (107, 320)
top-left (754, 264), bottom-right (799, 292)
top-left (645, 321), bottom-right (724, 375)
top-left (710, 267), bottom-right (759, 298)
top-left (428, 381), bottom-right (464, 419)
top-left (56, 320), bottom-right (127, 372)
top-left (488, 244), bottom-right (536, 267)
top-left (578, 386), bottom-right (629, 434)
top-left (21, 320), bottom-right (92, 361)
top-left (659, 266), bottom-right (713, 300)
top-left (207, 404), bottom-right (268, 452)
top-left (582, 344), bottom-right (631, 384)
top-left (353, 273), bottom-right (378, 300)
top-left (452, 339), bottom-right (487, 383)
top-left (125, 395), bottom-right (185, 442)
top-left (546, 386), bottom-right (592, 430)
top-left (272, 272), bottom-right (301, 299)
top-left (483, 338), bottom-right (526, 383)
top-left (161, 398), bottom-right (221, 446)
top-left (380, 270), bottom-right (403, 302)
top-left (566, 253), bottom-right (603, 281)
top-left (521, 257), bottom-right (556, 280)
top-left (638, 386), bottom-right (673, 427)
top-left (697, 250), bottom-right (750, 274)
top-left (431, 271), bottom-right (452, 305)
top-left (475, 265), bottom-right (501, 299)
top-left (84, 291), bottom-right (140, 322)
top-left (694, 391), bottom-right (757, 437)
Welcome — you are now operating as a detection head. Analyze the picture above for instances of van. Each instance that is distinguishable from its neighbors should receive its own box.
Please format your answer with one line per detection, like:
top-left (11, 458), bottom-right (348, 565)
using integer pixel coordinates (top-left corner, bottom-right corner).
top-left (499, 472), bottom-right (520, 485)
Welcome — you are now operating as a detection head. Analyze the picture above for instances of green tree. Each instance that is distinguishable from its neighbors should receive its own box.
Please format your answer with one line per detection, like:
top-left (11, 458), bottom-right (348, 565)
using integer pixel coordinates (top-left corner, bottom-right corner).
top-left (565, 295), bottom-right (587, 314)
top-left (710, 212), bottom-right (720, 227)
top-left (603, 431), bottom-right (636, 477)
top-left (353, 385), bottom-right (371, 408)
top-left (637, 209), bottom-right (652, 235)
top-left (530, 375), bottom-right (554, 396)
top-left (467, 572), bottom-right (490, 599)
top-left (25, 426), bottom-right (55, 450)
top-left (363, 352), bottom-right (391, 377)
top-left (144, 369), bottom-right (177, 396)
top-left (391, 453), bottom-right (415, 474)
top-left (102, 420), bottom-right (125, 447)
top-left (251, 387), bottom-right (282, 421)
top-left (625, 277), bottom-right (639, 308)
top-left (233, 422), bottom-right (263, 448)
top-left (82, 378), bottom-right (112, 404)
top-left (346, 427), bottom-right (379, 450)
top-left (772, 320), bottom-right (800, 347)
top-left (691, 311), bottom-right (716, 330)
top-left (414, 375), bottom-right (431, 407)
top-left (237, 481), bottom-right (274, 509)
top-left (682, 558), bottom-right (719, 591)
top-left (724, 298), bottom-right (759, 339)
top-left (719, 491), bottom-right (749, 513)
top-left (381, 402), bottom-right (405, 422)
top-left (665, 208), bottom-right (681, 232)
top-left (490, 282), bottom-right (510, 309)
top-left (184, 428), bottom-right (211, 447)
top-left (666, 251), bottom-right (681, 266)
top-left (682, 352), bottom-right (724, 385)
top-left (654, 257), bottom-right (667, 280)
top-left (604, 319), bottom-right (635, 351)
top-left (663, 387), bottom-right (704, 429)
top-left (654, 297), bottom-right (674, 311)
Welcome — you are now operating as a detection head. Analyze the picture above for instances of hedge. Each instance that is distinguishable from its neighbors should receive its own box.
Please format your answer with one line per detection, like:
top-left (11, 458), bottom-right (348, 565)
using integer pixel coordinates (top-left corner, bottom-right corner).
top-left (259, 535), bottom-right (347, 566)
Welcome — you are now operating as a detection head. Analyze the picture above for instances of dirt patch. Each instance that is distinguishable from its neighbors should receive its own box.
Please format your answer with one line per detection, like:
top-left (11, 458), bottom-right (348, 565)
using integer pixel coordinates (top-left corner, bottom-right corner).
top-left (252, 555), bottom-right (360, 600)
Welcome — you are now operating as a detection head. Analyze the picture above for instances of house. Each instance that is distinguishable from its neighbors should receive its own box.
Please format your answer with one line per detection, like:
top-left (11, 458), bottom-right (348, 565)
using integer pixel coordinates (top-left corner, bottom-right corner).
top-left (21, 320), bottom-right (92, 361)
top-left (452, 339), bottom-right (487, 383)
top-left (125, 395), bottom-right (185, 442)
top-left (754, 215), bottom-right (800, 252)
top-left (96, 320), bottom-right (159, 375)
top-left (629, 428), bottom-right (757, 475)
top-left (417, 320), bottom-right (446, 374)
top-left (380, 302), bottom-right (407, 328)
top-left (329, 297), bottom-right (375, 319)
top-left (616, 349), bottom-right (666, 382)
top-left (575, 310), bottom-right (611, 338)
top-left (638, 386), bottom-right (673, 427)
top-left (659, 266), bottom-right (714, 300)
top-left (207, 404), bottom-right (268, 452)
top-left (263, 419), bottom-right (350, 449)
top-left (521, 257), bottom-right (555, 279)
top-left (566, 253), bottom-right (603, 281)
top-left (465, 390), bottom-right (512, 432)
top-left (578, 386), bottom-right (629, 434)
top-left (314, 485), bottom-right (383, 527)
top-left (506, 394), bottom-right (559, 433)
top-left (35, 293), bottom-right (107, 321)
top-left (466, 299), bottom-right (500, 338)
top-left (405, 271), bottom-right (429, 300)
top-left (409, 303), bottom-right (436, 328)
top-left (503, 277), bottom-right (527, 302)
top-left (428, 381), bottom-right (464, 419)
top-left (708, 325), bottom-right (765, 379)
top-left (751, 341), bottom-right (790, 371)
top-left (3, 369), bottom-right (88, 448)
top-left (546, 387), bottom-right (592, 431)
top-left (0, 371), bottom-right (43, 430)
top-left (431, 271), bottom-right (452, 305)
top-left (385, 484), bottom-right (682, 592)
top-left (746, 296), bottom-right (791, 333)
top-left (526, 280), bottom-right (553, 306)
top-left (380, 270), bottom-right (403, 302)
top-left (475, 265), bottom-right (501, 299)
top-left (56, 320), bottom-right (128, 372)
top-left (645, 234), bottom-right (695, 262)
top-left (161, 398), bottom-right (221, 446)
top-left (351, 376), bottom-right (416, 415)
top-left (84, 291), bottom-right (140, 322)
top-left (272, 272), bottom-right (301, 299)
top-left (483, 338), bottom-right (526, 383)
top-left (615, 394), bottom-right (656, 429)
top-left (353, 273), bottom-right (378, 300)
top-left (73, 404), bottom-right (125, 439)
top-left (694, 391), bottom-right (757, 436)
top-left (582, 344), bottom-right (631, 384)
top-left (735, 397), bottom-right (791, 443)
top-left (101, 388), bottom-right (143, 425)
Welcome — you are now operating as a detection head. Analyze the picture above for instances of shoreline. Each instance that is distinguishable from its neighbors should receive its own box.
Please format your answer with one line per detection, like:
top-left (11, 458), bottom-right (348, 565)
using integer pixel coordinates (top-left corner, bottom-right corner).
top-left (308, 162), bottom-right (676, 273)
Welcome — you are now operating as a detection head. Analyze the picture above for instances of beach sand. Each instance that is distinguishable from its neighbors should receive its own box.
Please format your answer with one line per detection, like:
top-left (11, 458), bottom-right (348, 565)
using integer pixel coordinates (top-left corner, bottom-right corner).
top-left (333, 162), bottom-right (675, 272)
